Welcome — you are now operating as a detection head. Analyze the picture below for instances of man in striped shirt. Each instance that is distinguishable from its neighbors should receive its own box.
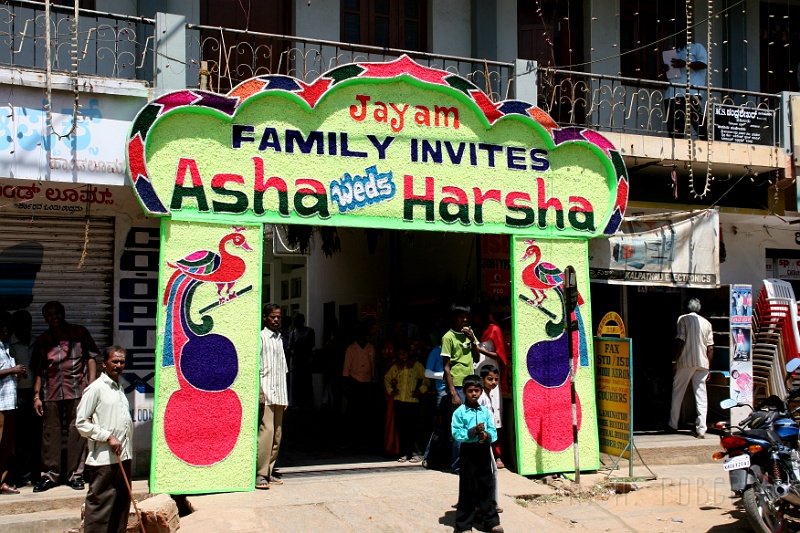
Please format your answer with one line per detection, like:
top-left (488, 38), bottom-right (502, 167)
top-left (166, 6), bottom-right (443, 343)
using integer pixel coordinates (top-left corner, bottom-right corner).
top-left (668, 298), bottom-right (714, 438)
top-left (256, 303), bottom-right (289, 490)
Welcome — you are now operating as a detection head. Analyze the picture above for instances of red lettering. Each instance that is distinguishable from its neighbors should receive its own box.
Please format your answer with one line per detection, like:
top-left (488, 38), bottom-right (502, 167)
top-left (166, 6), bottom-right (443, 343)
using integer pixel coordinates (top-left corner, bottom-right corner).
top-left (252, 157), bottom-right (288, 193)
top-left (175, 158), bottom-right (204, 187)
top-left (404, 174), bottom-right (435, 202)
top-left (349, 94), bottom-right (370, 121)
top-left (295, 178), bottom-right (326, 195)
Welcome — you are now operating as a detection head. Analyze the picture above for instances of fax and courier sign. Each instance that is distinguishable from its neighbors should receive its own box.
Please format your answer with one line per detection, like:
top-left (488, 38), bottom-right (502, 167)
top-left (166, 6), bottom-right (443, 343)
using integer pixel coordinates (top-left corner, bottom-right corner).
top-left (594, 336), bottom-right (632, 459)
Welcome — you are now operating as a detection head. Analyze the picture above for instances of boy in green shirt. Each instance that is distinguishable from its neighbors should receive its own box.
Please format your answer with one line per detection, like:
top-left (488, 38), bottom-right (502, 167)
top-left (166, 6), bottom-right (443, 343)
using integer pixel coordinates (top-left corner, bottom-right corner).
top-left (441, 303), bottom-right (479, 472)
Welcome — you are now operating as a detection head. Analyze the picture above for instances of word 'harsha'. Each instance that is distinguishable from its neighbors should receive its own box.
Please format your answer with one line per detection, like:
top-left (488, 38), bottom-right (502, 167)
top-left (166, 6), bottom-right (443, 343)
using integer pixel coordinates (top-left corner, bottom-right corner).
top-left (349, 94), bottom-right (459, 133)
top-left (168, 157), bottom-right (595, 232)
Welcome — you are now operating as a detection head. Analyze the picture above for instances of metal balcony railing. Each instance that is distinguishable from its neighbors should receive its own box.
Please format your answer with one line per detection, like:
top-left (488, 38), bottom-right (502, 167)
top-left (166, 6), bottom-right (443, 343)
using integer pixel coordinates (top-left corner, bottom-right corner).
top-left (0, 2), bottom-right (784, 148)
top-left (537, 67), bottom-right (782, 145)
top-left (0, 0), bottom-right (155, 81)
top-left (185, 23), bottom-right (516, 102)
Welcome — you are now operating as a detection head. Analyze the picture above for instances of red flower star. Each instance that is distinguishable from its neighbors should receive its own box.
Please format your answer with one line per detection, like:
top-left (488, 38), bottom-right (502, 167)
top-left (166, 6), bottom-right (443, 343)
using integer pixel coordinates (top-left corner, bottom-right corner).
top-left (360, 55), bottom-right (449, 86)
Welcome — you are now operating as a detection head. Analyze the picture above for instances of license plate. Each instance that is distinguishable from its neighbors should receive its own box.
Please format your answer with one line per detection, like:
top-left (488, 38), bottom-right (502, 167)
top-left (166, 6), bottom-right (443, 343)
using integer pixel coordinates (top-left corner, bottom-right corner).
top-left (723, 455), bottom-right (751, 471)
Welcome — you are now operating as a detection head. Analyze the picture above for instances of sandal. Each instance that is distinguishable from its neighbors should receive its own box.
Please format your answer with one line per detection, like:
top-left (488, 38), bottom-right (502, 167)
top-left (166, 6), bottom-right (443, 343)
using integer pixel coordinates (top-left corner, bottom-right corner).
top-left (270, 478), bottom-right (284, 485)
top-left (0, 484), bottom-right (19, 495)
top-left (255, 476), bottom-right (270, 490)
top-left (397, 457), bottom-right (408, 463)
top-left (408, 456), bottom-right (422, 463)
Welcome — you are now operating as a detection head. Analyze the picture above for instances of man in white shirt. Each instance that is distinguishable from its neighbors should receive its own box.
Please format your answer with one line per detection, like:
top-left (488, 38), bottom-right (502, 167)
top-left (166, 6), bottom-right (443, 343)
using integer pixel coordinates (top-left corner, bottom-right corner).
top-left (76, 346), bottom-right (133, 533)
top-left (257, 303), bottom-right (289, 490)
top-left (662, 35), bottom-right (708, 139)
top-left (668, 299), bottom-right (714, 438)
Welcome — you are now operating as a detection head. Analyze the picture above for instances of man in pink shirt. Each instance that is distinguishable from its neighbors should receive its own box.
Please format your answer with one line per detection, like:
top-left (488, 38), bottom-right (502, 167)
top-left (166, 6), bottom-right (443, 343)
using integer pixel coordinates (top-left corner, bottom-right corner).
top-left (342, 323), bottom-right (376, 448)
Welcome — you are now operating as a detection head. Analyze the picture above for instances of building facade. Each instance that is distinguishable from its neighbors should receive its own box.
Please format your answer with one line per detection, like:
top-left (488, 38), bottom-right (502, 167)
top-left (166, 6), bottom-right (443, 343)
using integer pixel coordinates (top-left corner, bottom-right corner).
top-left (0, 0), bottom-right (797, 473)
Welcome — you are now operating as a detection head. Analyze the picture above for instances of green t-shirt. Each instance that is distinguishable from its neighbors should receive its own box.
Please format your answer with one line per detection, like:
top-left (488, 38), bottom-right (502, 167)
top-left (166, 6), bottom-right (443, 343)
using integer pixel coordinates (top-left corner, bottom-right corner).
top-left (441, 329), bottom-right (473, 387)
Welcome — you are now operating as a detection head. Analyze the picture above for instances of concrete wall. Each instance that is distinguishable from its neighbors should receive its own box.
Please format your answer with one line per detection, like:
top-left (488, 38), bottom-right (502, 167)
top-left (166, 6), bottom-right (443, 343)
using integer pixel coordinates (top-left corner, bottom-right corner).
top-left (494, 0), bottom-right (517, 63)
top-left (294, 0), bottom-right (339, 41)
top-left (430, 0), bottom-right (471, 57)
top-left (584, 0), bottom-right (620, 77)
top-left (306, 228), bottom-right (391, 347)
top-left (719, 213), bottom-right (799, 294)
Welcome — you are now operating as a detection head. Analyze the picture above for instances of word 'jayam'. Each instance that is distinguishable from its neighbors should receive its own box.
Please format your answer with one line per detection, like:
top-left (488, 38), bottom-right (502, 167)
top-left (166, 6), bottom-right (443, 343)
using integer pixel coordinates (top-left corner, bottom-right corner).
top-left (349, 94), bottom-right (459, 133)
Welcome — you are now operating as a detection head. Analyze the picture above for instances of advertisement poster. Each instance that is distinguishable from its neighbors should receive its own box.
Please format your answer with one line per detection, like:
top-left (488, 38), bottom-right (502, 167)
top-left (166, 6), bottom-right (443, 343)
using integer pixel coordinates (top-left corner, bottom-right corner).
top-left (589, 210), bottom-right (719, 287)
top-left (730, 284), bottom-right (753, 421)
top-left (481, 234), bottom-right (511, 298)
top-left (731, 284), bottom-right (753, 325)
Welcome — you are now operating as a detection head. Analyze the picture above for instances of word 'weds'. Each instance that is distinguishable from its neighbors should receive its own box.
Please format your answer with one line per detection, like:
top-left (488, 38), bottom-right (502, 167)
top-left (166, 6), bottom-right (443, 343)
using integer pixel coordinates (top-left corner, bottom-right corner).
top-left (349, 94), bottom-right (459, 133)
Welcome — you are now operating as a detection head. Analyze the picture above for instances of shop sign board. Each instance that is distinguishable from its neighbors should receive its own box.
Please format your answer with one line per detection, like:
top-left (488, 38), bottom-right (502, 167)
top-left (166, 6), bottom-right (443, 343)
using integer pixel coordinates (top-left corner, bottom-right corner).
top-left (0, 178), bottom-right (116, 215)
top-left (712, 104), bottom-right (775, 146)
top-left (0, 86), bottom-right (144, 186)
top-left (589, 209), bottom-right (719, 287)
top-left (127, 56), bottom-right (630, 489)
top-left (775, 258), bottom-right (800, 281)
top-left (593, 312), bottom-right (632, 460)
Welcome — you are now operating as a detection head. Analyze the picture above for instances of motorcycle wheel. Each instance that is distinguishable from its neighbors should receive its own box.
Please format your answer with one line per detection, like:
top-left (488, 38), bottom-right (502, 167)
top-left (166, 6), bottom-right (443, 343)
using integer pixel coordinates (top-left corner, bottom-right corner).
top-left (742, 474), bottom-right (786, 533)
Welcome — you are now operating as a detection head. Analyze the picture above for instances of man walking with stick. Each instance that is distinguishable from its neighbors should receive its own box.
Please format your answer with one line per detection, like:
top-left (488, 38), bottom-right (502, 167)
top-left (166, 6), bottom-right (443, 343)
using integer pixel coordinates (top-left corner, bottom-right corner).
top-left (76, 346), bottom-right (134, 533)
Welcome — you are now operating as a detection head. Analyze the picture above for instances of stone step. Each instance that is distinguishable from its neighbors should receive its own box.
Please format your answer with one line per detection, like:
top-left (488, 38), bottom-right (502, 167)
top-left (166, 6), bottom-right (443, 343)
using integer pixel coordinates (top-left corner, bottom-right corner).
top-left (0, 480), bottom-right (149, 516)
top-left (0, 508), bottom-right (81, 533)
top-left (604, 432), bottom-right (723, 470)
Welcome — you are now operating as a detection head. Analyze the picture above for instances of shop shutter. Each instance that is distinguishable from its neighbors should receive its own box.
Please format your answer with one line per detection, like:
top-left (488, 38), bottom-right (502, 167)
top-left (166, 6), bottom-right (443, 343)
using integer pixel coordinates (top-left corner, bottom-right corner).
top-left (0, 216), bottom-right (115, 347)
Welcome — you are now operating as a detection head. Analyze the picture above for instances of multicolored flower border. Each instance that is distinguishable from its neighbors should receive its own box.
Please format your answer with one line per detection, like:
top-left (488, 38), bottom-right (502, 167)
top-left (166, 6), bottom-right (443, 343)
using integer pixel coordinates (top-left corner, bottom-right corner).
top-left (127, 55), bottom-right (627, 235)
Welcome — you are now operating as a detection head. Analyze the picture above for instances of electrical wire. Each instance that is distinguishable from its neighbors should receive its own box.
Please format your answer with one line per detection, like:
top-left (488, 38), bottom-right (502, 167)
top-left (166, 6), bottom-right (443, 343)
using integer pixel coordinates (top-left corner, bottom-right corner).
top-left (561, 0), bottom-right (745, 70)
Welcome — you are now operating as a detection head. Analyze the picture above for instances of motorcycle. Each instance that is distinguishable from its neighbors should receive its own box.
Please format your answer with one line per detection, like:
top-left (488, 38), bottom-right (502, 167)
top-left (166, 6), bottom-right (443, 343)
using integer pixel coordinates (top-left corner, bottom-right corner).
top-left (716, 359), bottom-right (800, 533)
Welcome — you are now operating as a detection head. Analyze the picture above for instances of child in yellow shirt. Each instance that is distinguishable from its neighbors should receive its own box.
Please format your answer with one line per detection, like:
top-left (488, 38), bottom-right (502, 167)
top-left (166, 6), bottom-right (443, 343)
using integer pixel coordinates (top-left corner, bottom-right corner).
top-left (384, 343), bottom-right (428, 462)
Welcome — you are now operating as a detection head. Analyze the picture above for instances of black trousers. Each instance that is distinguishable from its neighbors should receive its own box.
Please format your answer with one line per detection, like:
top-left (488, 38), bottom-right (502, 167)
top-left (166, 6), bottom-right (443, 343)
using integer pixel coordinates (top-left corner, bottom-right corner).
top-left (84, 461), bottom-right (132, 533)
top-left (456, 442), bottom-right (499, 531)
top-left (394, 400), bottom-right (420, 458)
top-left (9, 389), bottom-right (41, 485)
top-left (665, 95), bottom-right (707, 139)
top-left (41, 399), bottom-right (85, 483)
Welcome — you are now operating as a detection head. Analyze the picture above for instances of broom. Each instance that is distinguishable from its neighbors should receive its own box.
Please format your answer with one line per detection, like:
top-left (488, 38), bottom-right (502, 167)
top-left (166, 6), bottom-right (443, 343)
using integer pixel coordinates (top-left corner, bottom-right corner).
top-left (114, 450), bottom-right (146, 533)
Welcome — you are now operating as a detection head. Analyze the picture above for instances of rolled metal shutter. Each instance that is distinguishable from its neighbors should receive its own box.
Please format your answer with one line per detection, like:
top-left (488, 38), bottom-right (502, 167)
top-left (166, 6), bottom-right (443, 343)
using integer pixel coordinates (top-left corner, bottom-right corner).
top-left (0, 216), bottom-right (115, 347)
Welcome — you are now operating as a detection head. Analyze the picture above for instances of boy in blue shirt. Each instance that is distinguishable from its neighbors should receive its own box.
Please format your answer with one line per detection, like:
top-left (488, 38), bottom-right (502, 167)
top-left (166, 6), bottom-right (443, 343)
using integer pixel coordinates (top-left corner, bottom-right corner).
top-left (451, 375), bottom-right (502, 533)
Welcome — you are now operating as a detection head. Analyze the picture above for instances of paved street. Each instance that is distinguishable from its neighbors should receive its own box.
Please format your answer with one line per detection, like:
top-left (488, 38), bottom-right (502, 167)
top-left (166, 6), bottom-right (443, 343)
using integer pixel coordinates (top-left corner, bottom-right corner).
top-left (178, 460), bottom-right (772, 532)
top-left (3, 436), bottom-right (788, 532)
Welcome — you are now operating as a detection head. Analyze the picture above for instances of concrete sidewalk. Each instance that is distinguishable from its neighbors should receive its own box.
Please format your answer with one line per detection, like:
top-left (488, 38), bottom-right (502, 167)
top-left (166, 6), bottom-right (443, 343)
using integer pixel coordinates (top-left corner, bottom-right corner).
top-left (180, 465), bottom-right (556, 532)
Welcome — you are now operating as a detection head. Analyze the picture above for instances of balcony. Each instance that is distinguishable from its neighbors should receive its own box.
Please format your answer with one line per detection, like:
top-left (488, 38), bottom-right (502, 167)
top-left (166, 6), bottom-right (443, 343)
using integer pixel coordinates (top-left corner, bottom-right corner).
top-left (0, 1), bottom-right (788, 177)
top-left (0, 0), bottom-right (155, 81)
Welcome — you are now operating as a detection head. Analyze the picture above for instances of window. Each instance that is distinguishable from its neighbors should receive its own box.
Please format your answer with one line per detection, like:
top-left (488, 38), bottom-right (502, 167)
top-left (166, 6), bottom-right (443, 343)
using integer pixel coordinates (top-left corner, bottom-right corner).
top-left (517, 0), bottom-right (583, 68)
top-left (199, 0), bottom-right (293, 91)
top-left (51, 0), bottom-right (96, 8)
top-left (342, 0), bottom-right (427, 52)
top-left (619, 1), bottom-right (686, 79)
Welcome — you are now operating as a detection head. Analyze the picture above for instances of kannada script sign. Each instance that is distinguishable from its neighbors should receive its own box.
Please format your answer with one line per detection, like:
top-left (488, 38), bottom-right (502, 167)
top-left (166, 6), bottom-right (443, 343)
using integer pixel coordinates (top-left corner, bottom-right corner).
top-left (712, 104), bottom-right (774, 146)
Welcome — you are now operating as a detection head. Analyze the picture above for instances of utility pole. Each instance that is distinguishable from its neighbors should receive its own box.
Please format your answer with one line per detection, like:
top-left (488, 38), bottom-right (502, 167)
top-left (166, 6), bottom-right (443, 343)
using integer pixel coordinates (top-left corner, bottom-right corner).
top-left (563, 265), bottom-right (580, 484)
